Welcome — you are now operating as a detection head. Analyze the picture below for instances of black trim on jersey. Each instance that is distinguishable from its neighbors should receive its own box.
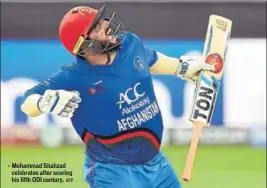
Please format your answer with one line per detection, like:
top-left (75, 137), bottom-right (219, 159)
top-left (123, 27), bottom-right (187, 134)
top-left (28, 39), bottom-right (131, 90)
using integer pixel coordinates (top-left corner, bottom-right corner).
top-left (81, 127), bottom-right (161, 144)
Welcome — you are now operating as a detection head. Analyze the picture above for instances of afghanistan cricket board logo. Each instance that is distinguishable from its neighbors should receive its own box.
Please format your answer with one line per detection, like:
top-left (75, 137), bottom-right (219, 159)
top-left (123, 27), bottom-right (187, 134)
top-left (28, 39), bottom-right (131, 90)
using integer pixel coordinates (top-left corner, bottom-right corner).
top-left (134, 56), bottom-right (144, 71)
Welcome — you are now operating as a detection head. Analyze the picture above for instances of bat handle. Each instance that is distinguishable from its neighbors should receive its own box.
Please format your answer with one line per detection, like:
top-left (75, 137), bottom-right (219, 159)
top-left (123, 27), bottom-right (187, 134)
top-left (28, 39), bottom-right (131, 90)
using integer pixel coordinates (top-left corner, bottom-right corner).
top-left (182, 122), bottom-right (205, 182)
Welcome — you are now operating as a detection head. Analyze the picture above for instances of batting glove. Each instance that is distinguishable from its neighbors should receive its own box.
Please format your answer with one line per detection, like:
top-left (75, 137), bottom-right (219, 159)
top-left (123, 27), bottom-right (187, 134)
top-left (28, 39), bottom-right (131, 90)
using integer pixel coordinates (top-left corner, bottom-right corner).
top-left (38, 89), bottom-right (81, 118)
top-left (176, 55), bottom-right (215, 82)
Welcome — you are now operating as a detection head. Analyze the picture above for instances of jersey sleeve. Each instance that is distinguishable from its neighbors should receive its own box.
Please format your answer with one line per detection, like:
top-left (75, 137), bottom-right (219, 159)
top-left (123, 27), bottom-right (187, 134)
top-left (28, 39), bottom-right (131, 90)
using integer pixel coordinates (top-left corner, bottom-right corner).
top-left (128, 32), bottom-right (158, 67)
top-left (144, 45), bottom-right (158, 67)
top-left (21, 67), bottom-right (72, 103)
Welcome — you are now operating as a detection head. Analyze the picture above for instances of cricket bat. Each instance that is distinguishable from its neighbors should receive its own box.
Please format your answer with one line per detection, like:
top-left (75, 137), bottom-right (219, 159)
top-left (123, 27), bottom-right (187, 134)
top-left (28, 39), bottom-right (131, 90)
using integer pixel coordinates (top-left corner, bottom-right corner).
top-left (182, 14), bottom-right (232, 182)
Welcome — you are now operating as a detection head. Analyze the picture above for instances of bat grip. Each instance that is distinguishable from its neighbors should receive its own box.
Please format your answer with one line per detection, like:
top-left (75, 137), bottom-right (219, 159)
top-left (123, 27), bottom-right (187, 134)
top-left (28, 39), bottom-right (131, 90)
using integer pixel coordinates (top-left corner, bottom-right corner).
top-left (182, 123), bottom-right (205, 182)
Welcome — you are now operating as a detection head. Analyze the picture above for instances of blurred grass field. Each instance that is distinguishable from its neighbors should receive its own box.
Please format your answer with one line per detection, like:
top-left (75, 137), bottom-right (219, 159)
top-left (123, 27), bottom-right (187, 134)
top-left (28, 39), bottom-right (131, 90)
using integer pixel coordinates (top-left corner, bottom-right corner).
top-left (1, 145), bottom-right (266, 188)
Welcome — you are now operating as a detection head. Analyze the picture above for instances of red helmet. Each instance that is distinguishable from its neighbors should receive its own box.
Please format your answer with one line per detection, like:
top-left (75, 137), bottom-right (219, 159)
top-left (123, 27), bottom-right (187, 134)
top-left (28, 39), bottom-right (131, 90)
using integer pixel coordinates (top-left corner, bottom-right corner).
top-left (59, 5), bottom-right (106, 56)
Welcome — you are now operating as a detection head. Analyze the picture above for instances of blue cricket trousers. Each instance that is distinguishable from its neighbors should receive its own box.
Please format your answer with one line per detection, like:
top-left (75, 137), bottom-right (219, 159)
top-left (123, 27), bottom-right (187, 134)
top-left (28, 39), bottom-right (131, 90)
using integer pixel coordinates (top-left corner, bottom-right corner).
top-left (84, 151), bottom-right (182, 188)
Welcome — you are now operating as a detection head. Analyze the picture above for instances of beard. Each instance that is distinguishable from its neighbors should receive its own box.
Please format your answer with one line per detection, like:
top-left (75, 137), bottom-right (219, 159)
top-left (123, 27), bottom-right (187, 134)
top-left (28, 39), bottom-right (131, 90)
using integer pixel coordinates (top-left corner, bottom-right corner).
top-left (100, 40), bottom-right (119, 52)
top-left (78, 38), bottom-right (121, 58)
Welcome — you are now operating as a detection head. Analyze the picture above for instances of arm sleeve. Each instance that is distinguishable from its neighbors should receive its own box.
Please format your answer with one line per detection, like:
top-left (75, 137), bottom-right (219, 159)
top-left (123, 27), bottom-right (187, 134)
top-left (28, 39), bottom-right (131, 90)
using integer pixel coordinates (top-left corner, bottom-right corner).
top-left (21, 68), bottom-right (72, 103)
top-left (149, 52), bottom-right (180, 75)
top-left (129, 33), bottom-right (180, 75)
top-left (144, 46), bottom-right (158, 67)
top-left (20, 68), bottom-right (72, 116)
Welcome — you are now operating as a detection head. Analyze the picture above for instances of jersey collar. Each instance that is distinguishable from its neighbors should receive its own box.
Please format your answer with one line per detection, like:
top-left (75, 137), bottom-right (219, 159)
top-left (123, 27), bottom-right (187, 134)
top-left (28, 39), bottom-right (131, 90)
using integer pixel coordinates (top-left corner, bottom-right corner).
top-left (75, 52), bottom-right (121, 73)
top-left (75, 57), bottom-right (92, 73)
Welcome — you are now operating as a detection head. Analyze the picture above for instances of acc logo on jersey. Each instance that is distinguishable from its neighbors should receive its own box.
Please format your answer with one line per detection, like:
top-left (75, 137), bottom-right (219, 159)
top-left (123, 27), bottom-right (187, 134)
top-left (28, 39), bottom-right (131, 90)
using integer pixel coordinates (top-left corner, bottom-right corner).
top-left (134, 56), bottom-right (144, 71)
top-left (117, 82), bottom-right (145, 109)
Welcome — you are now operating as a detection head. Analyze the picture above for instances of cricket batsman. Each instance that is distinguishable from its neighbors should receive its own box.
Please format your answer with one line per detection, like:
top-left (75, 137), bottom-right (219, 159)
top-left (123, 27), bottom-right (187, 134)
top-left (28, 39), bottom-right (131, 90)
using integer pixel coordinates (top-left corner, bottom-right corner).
top-left (21, 5), bottom-right (214, 188)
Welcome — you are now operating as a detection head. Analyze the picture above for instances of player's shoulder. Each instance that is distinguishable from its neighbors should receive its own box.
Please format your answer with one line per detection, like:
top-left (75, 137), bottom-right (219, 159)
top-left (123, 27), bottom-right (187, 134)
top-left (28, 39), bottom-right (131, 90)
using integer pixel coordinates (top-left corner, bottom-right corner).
top-left (47, 62), bottom-right (84, 88)
top-left (125, 32), bottom-right (142, 41)
top-left (49, 63), bottom-right (75, 80)
top-left (122, 31), bottom-right (143, 47)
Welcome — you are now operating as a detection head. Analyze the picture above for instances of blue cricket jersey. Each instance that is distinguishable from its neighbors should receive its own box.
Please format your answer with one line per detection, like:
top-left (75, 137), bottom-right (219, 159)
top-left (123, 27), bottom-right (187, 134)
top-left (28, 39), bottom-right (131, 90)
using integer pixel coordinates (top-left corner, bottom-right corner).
top-left (22, 32), bottom-right (165, 165)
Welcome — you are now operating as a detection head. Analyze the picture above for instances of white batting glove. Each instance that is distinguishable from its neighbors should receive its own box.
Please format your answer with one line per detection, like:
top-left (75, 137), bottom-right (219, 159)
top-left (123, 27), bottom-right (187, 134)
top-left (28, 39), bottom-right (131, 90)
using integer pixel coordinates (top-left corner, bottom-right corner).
top-left (38, 89), bottom-right (81, 118)
top-left (176, 55), bottom-right (215, 82)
